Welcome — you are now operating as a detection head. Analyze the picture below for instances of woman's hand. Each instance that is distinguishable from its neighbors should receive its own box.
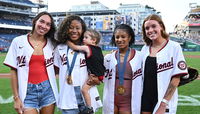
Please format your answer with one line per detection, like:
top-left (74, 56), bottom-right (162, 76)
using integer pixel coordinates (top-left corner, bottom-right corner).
top-left (14, 97), bottom-right (24, 114)
top-left (155, 102), bottom-right (167, 114)
top-left (87, 74), bottom-right (100, 86)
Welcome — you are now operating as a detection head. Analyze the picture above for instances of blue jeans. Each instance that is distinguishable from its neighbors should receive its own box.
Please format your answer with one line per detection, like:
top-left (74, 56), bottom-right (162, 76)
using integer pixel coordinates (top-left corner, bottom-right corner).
top-left (24, 80), bottom-right (56, 110)
top-left (62, 86), bottom-right (86, 114)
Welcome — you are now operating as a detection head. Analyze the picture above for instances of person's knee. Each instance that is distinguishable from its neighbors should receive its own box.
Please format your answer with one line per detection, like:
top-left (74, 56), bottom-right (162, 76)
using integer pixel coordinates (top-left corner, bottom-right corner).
top-left (40, 103), bottom-right (55, 114)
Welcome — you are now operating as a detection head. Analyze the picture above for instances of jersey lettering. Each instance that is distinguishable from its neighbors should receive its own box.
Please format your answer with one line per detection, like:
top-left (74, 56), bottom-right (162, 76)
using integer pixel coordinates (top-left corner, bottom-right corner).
top-left (45, 53), bottom-right (54, 67)
top-left (80, 58), bottom-right (86, 67)
top-left (157, 57), bottom-right (173, 73)
top-left (105, 69), bottom-right (112, 80)
top-left (60, 54), bottom-right (67, 65)
top-left (46, 57), bottom-right (54, 67)
top-left (17, 56), bottom-right (26, 67)
top-left (133, 68), bottom-right (142, 80)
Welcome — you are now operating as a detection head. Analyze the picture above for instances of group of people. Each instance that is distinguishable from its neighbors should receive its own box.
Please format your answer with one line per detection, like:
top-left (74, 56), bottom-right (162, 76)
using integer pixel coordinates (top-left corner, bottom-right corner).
top-left (3, 11), bottom-right (188, 114)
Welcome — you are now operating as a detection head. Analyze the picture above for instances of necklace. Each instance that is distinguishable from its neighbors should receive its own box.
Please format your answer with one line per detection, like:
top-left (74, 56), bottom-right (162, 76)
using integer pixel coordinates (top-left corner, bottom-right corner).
top-left (152, 40), bottom-right (167, 48)
top-left (33, 40), bottom-right (40, 48)
top-left (29, 34), bottom-right (42, 48)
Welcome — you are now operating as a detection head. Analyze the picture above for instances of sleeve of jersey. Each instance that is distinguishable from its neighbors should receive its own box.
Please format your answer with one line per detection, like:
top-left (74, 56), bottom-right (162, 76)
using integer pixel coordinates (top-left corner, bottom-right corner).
top-left (171, 44), bottom-right (188, 77)
top-left (53, 47), bottom-right (60, 68)
top-left (3, 39), bottom-right (18, 69)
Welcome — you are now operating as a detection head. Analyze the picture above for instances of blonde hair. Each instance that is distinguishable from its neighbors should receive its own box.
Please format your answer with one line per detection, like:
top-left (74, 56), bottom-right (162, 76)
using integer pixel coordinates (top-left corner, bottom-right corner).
top-left (86, 29), bottom-right (102, 44)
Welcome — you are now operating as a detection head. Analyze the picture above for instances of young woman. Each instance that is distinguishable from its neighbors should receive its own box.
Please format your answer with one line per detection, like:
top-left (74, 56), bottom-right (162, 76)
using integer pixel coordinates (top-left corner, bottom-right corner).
top-left (67, 28), bottom-right (105, 113)
top-left (103, 24), bottom-right (143, 114)
top-left (54, 15), bottom-right (102, 114)
top-left (140, 14), bottom-right (188, 114)
top-left (4, 12), bottom-right (58, 114)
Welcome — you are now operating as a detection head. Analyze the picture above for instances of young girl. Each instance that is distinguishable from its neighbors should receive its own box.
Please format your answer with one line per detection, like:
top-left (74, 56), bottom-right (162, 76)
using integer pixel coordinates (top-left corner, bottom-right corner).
top-left (4, 12), bottom-right (58, 114)
top-left (140, 14), bottom-right (188, 114)
top-left (67, 28), bottom-right (105, 113)
top-left (103, 24), bottom-right (143, 114)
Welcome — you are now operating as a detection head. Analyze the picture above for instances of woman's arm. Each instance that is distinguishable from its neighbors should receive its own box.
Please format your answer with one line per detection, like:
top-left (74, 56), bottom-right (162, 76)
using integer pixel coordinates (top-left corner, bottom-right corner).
top-left (66, 41), bottom-right (90, 56)
top-left (10, 68), bottom-right (23, 114)
top-left (155, 76), bottom-right (180, 114)
top-left (163, 76), bottom-right (180, 101)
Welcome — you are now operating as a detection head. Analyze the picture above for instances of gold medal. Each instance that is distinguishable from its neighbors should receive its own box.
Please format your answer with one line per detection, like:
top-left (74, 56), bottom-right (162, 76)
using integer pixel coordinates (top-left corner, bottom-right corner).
top-left (117, 85), bottom-right (125, 95)
top-left (66, 76), bottom-right (73, 85)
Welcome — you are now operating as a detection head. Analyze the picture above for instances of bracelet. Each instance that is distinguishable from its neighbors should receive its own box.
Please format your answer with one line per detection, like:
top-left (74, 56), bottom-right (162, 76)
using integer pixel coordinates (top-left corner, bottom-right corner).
top-left (13, 96), bottom-right (19, 101)
top-left (162, 99), bottom-right (169, 105)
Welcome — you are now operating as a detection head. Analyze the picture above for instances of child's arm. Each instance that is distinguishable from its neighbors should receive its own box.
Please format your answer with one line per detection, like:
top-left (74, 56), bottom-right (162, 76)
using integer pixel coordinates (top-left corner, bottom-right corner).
top-left (67, 40), bottom-right (91, 56)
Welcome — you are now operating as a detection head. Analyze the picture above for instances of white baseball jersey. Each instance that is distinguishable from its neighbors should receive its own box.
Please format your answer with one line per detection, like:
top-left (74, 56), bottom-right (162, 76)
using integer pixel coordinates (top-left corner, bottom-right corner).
top-left (54, 44), bottom-right (102, 111)
top-left (141, 40), bottom-right (188, 114)
top-left (103, 49), bottom-right (143, 114)
top-left (3, 34), bottom-right (58, 104)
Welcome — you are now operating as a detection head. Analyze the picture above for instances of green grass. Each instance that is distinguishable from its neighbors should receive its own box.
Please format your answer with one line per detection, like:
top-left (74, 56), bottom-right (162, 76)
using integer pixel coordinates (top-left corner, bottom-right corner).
top-left (0, 53), bottom-right (10, 73)
top-left (0, 51), bottom-right (200, 114)
top-left (183, 51), bottom-right (200, 55)
top-left (0, 78), bottom-right (15, 114)
top-left (177, 80), bottom-right (200, 114)
top-left (178, 80), bottom-right (200, 95)
top-left (183, 51), bottom-right (200, 72)
top-left (185, 58), bottom-right (200, 72)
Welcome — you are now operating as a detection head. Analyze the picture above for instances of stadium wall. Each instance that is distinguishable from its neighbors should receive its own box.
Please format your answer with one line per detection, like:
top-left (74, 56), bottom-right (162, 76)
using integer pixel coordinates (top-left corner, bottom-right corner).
top-left (183, 40), bottom-right (200, 51)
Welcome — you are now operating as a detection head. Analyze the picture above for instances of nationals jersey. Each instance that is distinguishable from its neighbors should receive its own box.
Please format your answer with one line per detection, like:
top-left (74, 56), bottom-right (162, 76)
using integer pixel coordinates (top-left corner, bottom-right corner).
top-left (3, 34), bottom-right (58, 104)
top-left (103, 49), bottom-right (143, 114)
top-left (54, 44), bottom-right (102, 111)
top-left (141, 40), bottom-right (188, 114)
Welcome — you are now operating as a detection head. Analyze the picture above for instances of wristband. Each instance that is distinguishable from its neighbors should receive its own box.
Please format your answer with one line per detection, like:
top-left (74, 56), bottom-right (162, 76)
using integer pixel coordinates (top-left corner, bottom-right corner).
top-left (162, 99), bottom-right (169, 105)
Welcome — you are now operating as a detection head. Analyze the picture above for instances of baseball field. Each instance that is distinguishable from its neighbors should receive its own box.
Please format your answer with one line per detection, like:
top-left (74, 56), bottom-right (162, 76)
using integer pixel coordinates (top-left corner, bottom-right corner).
top-left (0, 51), bottom-right (199, 114)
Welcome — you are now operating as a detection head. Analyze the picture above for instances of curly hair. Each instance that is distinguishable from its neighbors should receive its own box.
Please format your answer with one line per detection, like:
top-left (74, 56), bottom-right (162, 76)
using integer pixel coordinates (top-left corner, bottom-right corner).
top-left (111, 24), bottom-right (135, 47)
top-left (56, 15), bottom-right (86, 44)
top-left (142, 14), bottom-right (169, 46)
top-left (31, 11), bottom-right (57, 46)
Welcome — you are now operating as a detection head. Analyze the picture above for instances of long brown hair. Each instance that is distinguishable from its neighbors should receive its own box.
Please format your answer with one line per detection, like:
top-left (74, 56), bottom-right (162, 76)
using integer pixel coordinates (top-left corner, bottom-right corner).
top-left (31, 11), bottom-right (56, 46)
top-left (142, 14), bottom-right (169, 45)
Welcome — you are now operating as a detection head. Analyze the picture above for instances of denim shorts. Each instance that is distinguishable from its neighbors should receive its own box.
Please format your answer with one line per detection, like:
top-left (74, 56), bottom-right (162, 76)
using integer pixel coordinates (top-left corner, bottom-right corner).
top-left (24, 80), bottom-right (56, 110)
top-left (61, 86), bottom-right (86, 114)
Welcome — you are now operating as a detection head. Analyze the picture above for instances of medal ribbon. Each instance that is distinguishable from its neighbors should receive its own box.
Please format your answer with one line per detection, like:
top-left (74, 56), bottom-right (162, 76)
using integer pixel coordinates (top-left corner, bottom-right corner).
top-left (66, 47), bottom-right (78, 77)
top-left (117, 48), bottom-right (130, 85)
